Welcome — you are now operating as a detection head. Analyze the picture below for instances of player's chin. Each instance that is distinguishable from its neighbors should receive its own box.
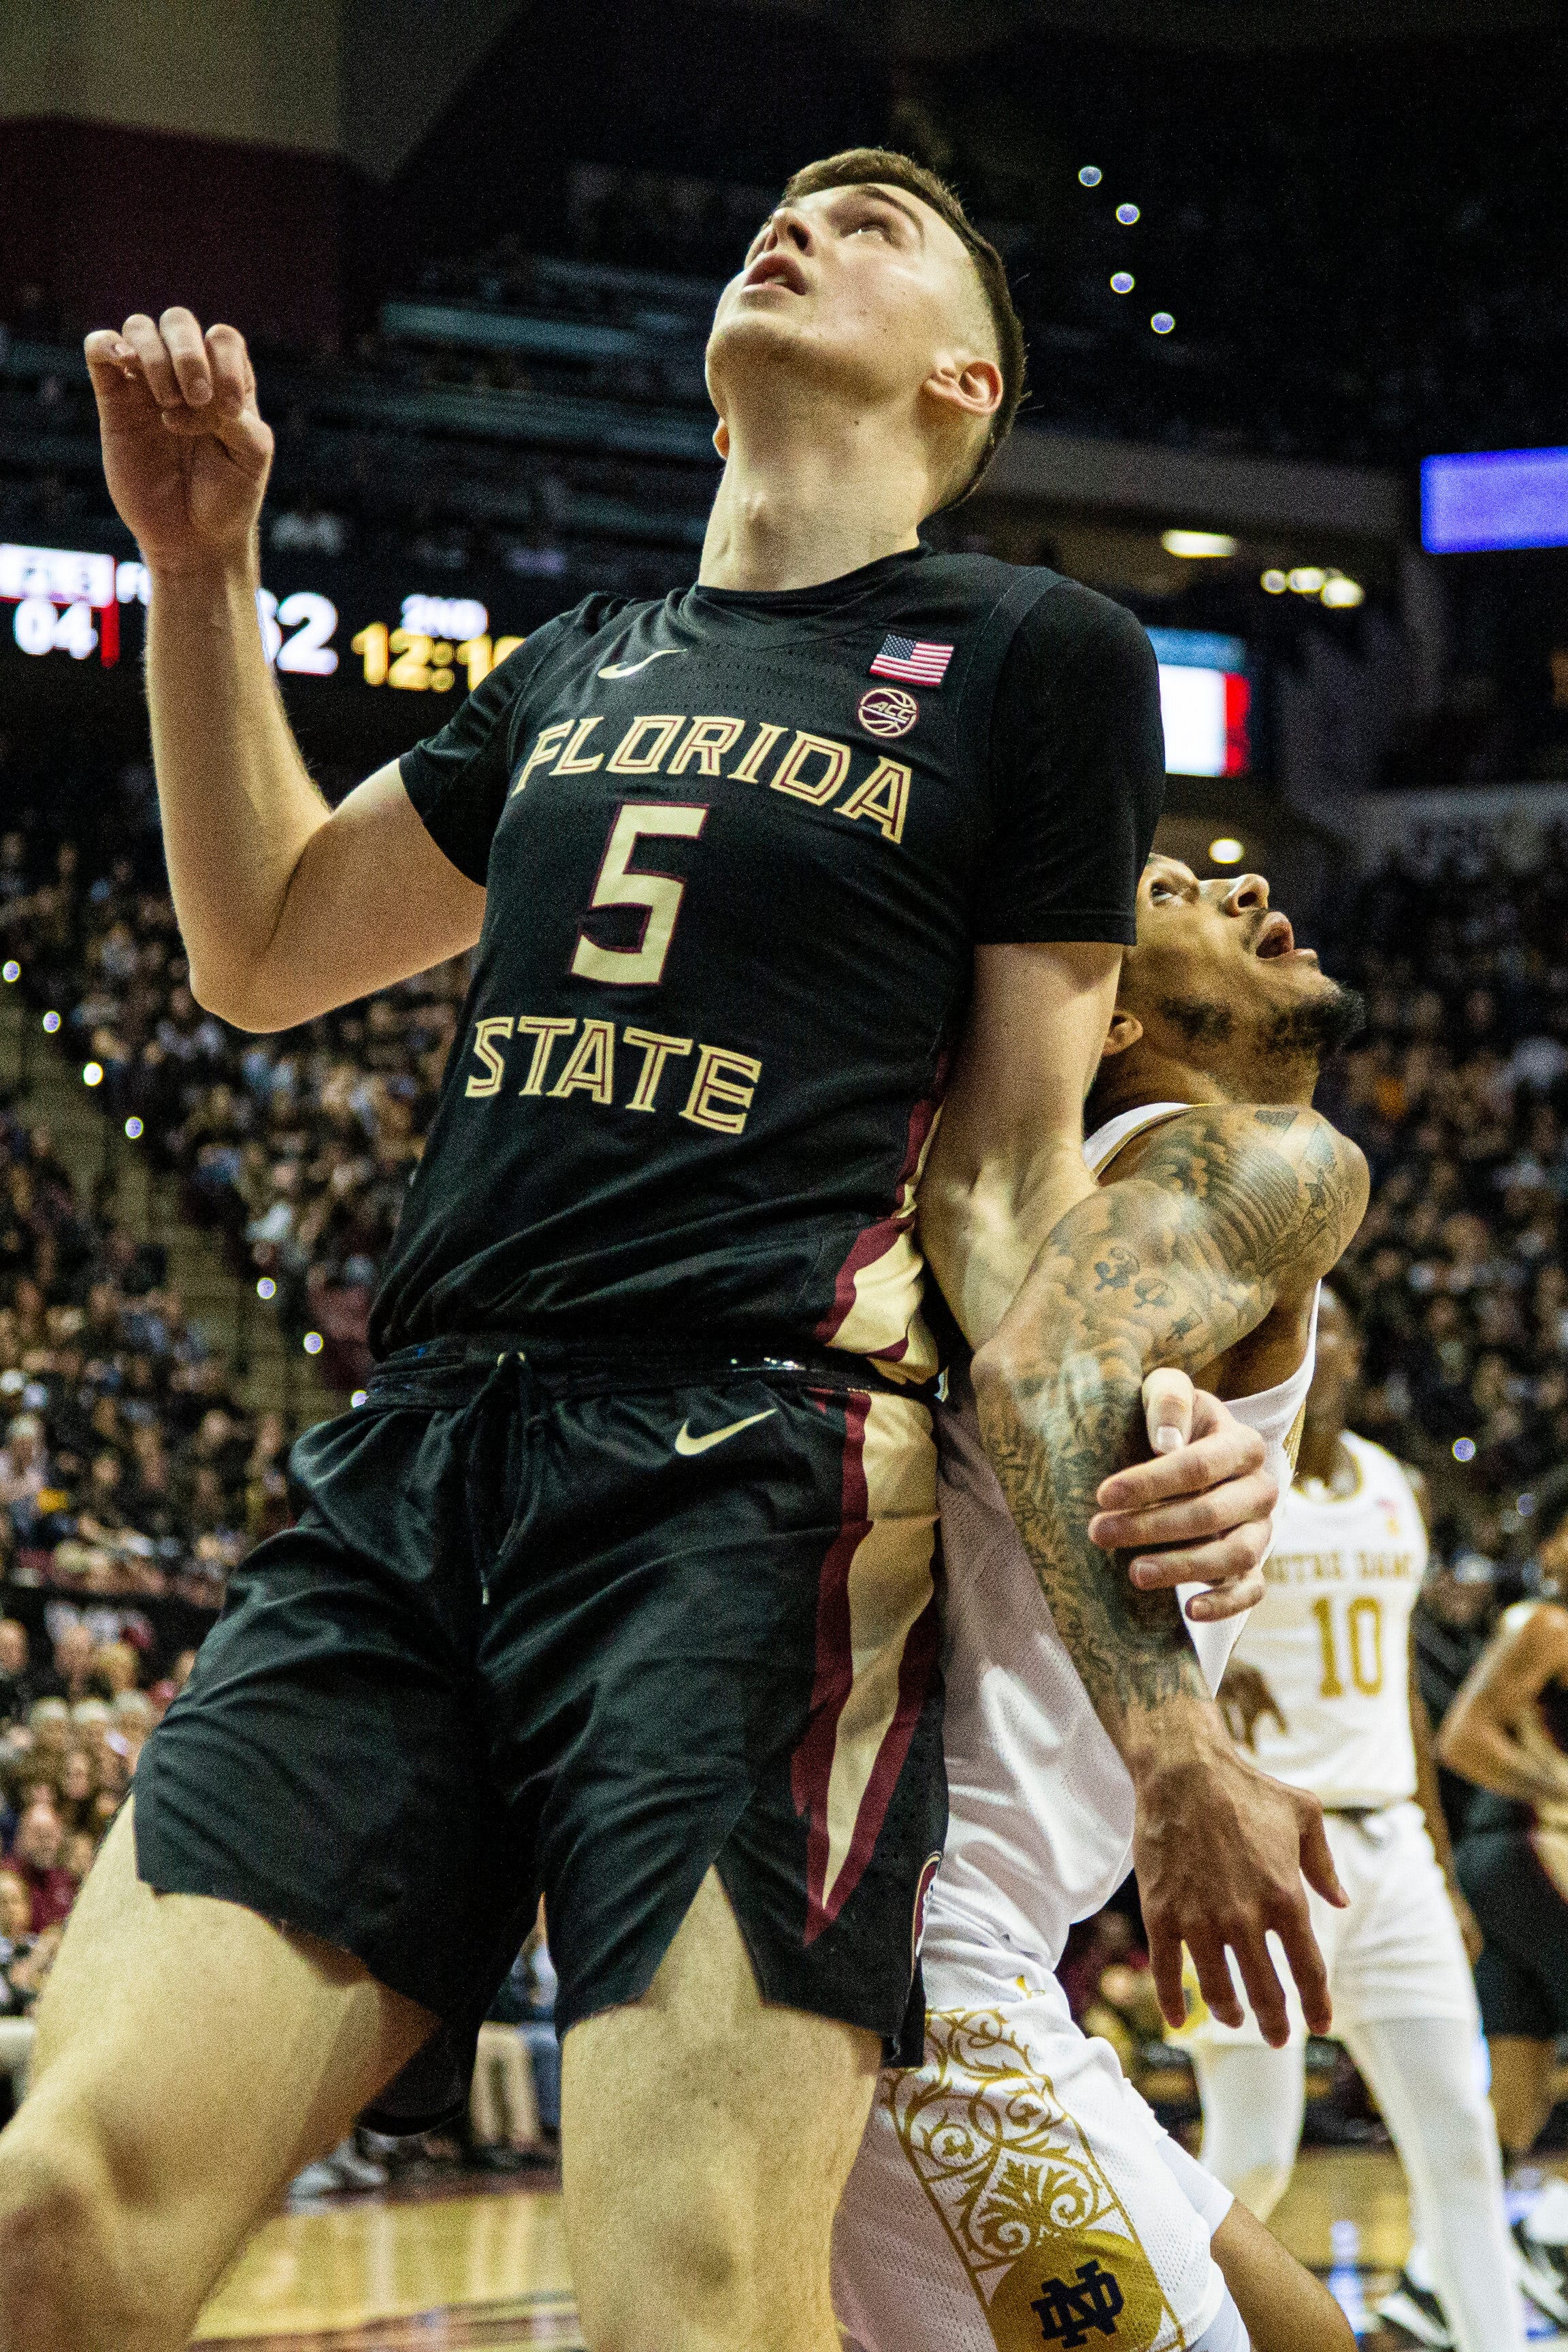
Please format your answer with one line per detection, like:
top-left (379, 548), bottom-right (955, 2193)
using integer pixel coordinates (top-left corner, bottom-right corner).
top-left (1247, 954), bottom-right (1339, 1012)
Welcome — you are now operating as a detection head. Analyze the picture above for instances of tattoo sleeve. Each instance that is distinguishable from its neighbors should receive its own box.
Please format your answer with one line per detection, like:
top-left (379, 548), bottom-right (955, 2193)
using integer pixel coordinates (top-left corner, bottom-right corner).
top-left (970, 1107), bottom-right (1366, 1744)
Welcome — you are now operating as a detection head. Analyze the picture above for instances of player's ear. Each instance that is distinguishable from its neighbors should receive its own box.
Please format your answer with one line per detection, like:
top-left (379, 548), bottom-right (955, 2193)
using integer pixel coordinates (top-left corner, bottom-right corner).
top-left (923, 353), bottom-right (1003, 429)
top-left (1099, 1011), bottom-right (1143, 1060)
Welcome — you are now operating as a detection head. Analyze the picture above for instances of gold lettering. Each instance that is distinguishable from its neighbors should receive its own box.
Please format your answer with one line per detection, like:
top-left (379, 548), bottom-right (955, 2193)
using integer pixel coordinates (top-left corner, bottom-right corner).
top-left (515, 1015), bottom-right (576, 1094)
top-left (606, 715), bottom-right (684, 775)
top-left (510, 721), bottom-right (572, 795)
top-left (839, 755), bottom-right (911, 845)
top-left (682, 1043), bottom-right (762, 1136)
top-left (730, 723), bottom-right (785, 783)
top-left (549, 1018), bottom-right (617, 1104)
top-left (464, 1015), bottom-right (514, 1097)
top-left (670, 716), bottom-right (746, 777)
top-left (769, 730), bottom-right (851, 806)
top-left (623, 1026), bottom-right (693, 1112)
top-left (557, 717), bottom-right (606, 773)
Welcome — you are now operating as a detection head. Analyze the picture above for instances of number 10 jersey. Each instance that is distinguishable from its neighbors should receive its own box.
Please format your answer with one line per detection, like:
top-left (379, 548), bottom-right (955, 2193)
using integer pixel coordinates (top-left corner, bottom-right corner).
top-left (1230, 1432), bottom-right (1428, 1810)
top-left (369, 548), bottom-right (1164, 1364)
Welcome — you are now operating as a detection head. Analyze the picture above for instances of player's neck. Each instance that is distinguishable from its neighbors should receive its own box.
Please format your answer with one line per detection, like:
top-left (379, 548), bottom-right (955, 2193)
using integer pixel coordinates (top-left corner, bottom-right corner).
top-left (1092, 1054), bottom-right (1318, 1128)
top-left (698, 404), bottom-right (928, 591)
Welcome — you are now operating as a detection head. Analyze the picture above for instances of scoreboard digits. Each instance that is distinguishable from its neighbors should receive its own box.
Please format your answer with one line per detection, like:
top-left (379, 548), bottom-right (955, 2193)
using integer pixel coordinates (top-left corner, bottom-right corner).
top-left (1, 542), bottom-right (526, 692)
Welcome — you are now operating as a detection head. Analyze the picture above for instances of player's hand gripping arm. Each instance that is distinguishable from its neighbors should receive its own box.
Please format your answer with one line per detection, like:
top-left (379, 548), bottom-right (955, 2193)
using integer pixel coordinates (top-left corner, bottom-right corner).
top-left (953, 1082), bottom-right (1367, 2040)
top-left (1438, 1605), bottom-right (1568, 1808)
top-left (84, 311), bottom-right (485, 1031)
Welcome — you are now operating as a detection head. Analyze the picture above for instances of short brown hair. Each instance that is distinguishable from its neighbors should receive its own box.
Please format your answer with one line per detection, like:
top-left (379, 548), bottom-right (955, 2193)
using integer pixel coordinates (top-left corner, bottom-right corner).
top-left (778, 148), bottom-right (1026, 506)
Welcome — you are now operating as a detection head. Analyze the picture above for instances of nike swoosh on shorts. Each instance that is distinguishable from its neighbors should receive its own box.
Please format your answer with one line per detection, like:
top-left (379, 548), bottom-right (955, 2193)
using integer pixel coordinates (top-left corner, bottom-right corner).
top-left (673, 1408), bottom-right (778, 1456)
top-left (597, 649), bottom-right (687, 678)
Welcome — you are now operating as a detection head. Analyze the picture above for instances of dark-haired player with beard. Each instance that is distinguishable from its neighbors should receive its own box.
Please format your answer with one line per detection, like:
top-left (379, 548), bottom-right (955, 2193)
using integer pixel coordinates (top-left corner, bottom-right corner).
top-left (836, 857), bottom-right (1366, 2352)
top-left (5, 155), bottom-right (1320, 2352)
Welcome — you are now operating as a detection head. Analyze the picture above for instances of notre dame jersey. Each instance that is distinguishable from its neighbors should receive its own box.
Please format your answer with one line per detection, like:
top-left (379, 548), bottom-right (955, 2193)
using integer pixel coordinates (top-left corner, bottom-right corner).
top-left (370, 547), bottom-right (1164, 1364)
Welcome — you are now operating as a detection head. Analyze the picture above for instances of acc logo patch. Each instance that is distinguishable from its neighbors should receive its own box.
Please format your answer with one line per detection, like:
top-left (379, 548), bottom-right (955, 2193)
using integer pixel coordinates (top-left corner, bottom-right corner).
top-left (858, 683), bottom-right (919, 740)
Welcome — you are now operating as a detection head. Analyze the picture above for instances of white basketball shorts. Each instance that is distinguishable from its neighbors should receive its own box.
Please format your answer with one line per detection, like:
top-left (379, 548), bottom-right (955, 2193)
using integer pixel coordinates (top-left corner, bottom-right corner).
top-left (1180, 1799), bottom-right (1478, 2052)
top-left (834, 1949), bottom-right (1233, 2352)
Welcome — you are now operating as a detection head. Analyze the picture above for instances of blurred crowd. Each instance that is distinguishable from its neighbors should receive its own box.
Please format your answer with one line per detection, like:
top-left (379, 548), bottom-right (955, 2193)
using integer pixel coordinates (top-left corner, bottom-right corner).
top-left (0, 1083), bottom-right (288, 1601)
top-left (0, 1613), bottom-right (194, 2121)
top-left (1326, 840), bottom-right (1568, 1558)
top-left (1, 817), bottom-right (470, 1394)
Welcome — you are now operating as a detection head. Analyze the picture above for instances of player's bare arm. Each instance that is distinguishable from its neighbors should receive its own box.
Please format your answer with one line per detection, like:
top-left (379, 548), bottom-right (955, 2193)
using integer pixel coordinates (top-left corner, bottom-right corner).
top-left (1439, 1603), bottom-right (1568, 1807)
top-left (84, 311), bottom-right (483, 1030)
top-left (965, 1101), bottom-right (1366, 2041)
top-left (1409, 1659), bottom-right (1483, 1961)
top-left (923, 940), bottom-right (1284, 1601)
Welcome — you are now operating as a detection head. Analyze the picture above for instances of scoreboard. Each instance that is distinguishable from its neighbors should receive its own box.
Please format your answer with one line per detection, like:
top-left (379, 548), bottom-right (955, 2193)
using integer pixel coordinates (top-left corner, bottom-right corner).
top-left (0, 540), bottom-right (535, 699)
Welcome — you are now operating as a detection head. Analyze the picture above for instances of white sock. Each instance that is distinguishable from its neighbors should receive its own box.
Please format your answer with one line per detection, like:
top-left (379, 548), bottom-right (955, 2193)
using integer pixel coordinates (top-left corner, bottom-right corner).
top-left (1405, 2241), bottom-right (1439, 2294)
top-left (1524, 2177), bottom-right (1568, 2245)
top-left (1345, 2016), bottom-right (1526, 2352)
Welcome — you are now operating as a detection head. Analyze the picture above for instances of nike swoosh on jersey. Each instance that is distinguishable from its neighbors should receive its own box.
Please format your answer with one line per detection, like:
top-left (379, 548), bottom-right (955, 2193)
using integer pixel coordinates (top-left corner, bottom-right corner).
top-left (673, 1407), bottom-right (777, 1456)
top-left (597, 649), bottom-right (687, 679)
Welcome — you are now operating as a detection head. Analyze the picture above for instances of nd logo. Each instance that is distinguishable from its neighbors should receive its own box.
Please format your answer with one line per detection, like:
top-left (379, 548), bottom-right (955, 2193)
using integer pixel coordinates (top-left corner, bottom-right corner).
top-left (1031, 2257), bottom-right (1125, 2346)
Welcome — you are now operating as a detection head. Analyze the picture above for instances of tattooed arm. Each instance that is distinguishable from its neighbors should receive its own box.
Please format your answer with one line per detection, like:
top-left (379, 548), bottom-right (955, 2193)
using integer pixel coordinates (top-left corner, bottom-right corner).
top-left (968, 1103), bottom-right (1367, 2039)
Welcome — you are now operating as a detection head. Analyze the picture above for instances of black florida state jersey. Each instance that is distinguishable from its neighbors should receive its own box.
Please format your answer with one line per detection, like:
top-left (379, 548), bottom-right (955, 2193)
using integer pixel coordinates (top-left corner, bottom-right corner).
top-left (371, 546), bottom-right (1164, 1370)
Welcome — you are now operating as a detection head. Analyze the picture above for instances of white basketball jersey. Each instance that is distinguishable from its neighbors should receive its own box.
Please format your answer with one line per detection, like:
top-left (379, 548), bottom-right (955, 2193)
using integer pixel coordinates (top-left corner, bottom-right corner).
top-left (1228, 1432), bottom-right (1426, 1808)
top-left (924, 1101), bottom-right (1318, 1982)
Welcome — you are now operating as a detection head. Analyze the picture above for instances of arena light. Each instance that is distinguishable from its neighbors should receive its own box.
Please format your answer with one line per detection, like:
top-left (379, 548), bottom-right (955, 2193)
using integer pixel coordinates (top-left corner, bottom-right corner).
top-left (1422, 446), bottom-right (1568, 552)
top-left (41, 1009), bottom-right (60, 1033)
top-left (1288, 567), bottom-right (1326, 595)
top-left (1452, 1437), bottom-right (1477, 1463)
top-left (1, 960), bottom-right (17, 983)
top-left (1162, 530), bottom-right (1236, 559)
top-left (1209, 837), bottom-right (1245, 866)
top-left (1320, 575), bottom-right (1365, 608)
top-left (1116, 202), bottom-right (1141, 225)
top-left (303, 1330), bottom-right (325, 1355)
top-left (1111, 273), bottom-right (1135, 295)
top-left (82, 1061), bottom-right (103, 1087)
top-left (1260, 570), bottom-right (1288, 594)
top-left (1079, 165), bottom-right (1102, 186)
top-left (350, 1388), bottom-right (370, 1408)
top-left (1151, 312), bottom-right (1175, 335)
top-left (124, 1117), bottom-right (143, 1140)
top-left (256, 1276), bottom-right (277, 1301)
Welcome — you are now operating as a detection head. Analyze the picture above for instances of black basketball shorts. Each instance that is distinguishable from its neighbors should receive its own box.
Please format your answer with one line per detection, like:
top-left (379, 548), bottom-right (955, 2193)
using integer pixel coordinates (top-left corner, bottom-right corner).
top-left (134, 1335), bottom-right (947, 2126)
top-left (1457, 1826), bottom-right (1568, 2043)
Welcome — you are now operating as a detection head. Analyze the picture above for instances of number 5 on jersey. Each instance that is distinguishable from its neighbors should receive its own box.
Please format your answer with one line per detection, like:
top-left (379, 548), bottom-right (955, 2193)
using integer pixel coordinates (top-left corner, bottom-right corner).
top-left (572, 803), bottom-right (708, 987)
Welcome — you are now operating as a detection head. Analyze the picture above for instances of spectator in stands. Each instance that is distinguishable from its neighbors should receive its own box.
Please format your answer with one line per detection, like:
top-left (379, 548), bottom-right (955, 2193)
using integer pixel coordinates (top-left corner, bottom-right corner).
top-left (0, 1419), bottom-right (49, 1535)
top-left (54, 1743), bottom-right (96, 1832)
top-left (0, 1868), bottom-right (42, 2106)
top-left (8, 1799), bottom-right (73, 1931)
top-left (39, 1624), bottom-right (93, 1707)
top-left (0, 1623), bottom-right (37, 1725)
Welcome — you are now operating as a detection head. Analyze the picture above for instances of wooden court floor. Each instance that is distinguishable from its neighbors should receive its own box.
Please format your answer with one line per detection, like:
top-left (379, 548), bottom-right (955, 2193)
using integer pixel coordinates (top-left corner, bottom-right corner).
top-left (189, 2149), bottom-right (1568, 2347)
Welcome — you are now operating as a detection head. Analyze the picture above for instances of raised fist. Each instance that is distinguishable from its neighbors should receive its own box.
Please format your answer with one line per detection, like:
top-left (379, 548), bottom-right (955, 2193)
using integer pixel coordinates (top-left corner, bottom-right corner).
top-left (83, 309), bottom-right (274, 572)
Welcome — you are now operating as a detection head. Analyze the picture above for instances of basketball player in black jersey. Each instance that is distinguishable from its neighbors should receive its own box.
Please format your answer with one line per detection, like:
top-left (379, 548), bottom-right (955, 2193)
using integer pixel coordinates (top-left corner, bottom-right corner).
top-left (0, 153), bottom-right (1336, 2352)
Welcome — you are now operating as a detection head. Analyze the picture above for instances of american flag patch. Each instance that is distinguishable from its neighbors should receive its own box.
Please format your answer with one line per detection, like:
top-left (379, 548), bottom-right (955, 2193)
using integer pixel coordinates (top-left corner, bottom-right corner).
top-left (869, 634), bottom-right (954, 686)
